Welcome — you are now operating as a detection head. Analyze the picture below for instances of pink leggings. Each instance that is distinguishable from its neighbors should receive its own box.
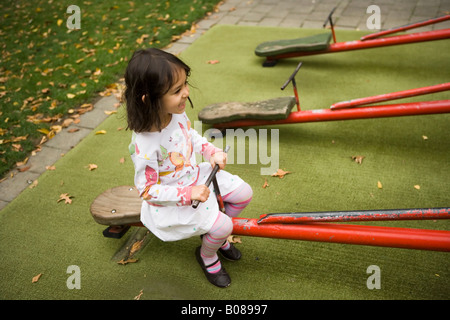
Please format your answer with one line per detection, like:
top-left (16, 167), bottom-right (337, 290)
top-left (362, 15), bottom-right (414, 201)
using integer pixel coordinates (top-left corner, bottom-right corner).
top-left (200, 182), bottom-right (252, 265)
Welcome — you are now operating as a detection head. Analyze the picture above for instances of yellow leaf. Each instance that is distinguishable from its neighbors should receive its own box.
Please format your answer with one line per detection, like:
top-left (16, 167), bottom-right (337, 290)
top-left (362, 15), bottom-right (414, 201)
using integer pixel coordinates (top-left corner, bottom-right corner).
top-left (67, 93), bottom-right (76, 99)
top-left (377, 181), bottom-right (383, 189)
top-left (57, 19), bottom-right (63, 26)
top-left (37, 128), bottom-right (50, 135)
top-left (95, 130), bottom-right (107, 135)
top-left (414, 185), bottom-right (420, 190)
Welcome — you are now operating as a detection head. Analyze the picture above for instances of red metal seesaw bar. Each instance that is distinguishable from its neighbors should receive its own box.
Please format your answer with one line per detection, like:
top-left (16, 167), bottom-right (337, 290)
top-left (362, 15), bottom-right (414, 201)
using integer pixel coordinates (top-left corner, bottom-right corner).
top-left (213, 99), bottom-right (450, 129)
top-left (231, 218), bottom-right (450, 252)
top-left (263, 14), bottom-right (450, 63)
top-left (360, 15), bottom-right (450, 41)
top-left (330, 82), bottom-right (450, 110)
top-left (125, 208), bottom-right (450, 251)
top-left (231, 208), bottom-right (450, 252)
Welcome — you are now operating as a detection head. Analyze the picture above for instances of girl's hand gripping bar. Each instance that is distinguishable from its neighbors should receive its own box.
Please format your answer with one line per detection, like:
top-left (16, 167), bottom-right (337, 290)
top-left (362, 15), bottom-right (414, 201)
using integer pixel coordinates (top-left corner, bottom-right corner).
top-left (192, 146), bottom-right (230, 209)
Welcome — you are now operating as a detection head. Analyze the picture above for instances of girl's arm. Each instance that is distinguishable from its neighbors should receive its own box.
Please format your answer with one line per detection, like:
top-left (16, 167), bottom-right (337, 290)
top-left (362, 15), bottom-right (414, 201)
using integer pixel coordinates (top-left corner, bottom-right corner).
top-left (189, 125), bottom-right (222, 161)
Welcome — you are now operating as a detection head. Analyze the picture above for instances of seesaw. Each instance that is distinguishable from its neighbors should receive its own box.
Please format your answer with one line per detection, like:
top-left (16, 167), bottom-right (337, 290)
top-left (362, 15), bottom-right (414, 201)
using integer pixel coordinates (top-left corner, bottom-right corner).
top-left (90, 156), bottom-right (450, 252)
top-left (90, 186), bottom-right (450, 252)
top-left (198, 61), bottom-right (450, 129)
top-left (255, 7), bottom-right (450, 67)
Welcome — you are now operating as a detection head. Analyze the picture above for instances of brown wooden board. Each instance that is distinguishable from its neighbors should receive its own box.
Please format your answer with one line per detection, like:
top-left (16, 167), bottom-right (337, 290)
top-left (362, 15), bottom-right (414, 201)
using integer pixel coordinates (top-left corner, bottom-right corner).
top-left (198, 96), bottom-right (296, 124)
top-left (90, 186), bottom-right (141, 226)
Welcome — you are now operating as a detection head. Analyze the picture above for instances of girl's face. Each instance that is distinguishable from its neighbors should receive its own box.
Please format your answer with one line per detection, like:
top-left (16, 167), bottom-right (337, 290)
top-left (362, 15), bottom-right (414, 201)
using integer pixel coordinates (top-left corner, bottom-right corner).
top-left (161, 68), bottom-right (189, 116)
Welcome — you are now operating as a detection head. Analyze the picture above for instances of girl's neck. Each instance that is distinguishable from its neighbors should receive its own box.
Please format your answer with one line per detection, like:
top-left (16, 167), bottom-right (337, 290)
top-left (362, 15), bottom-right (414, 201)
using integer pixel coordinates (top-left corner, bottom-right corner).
top-left (150, 113), bottom-right (172, 132)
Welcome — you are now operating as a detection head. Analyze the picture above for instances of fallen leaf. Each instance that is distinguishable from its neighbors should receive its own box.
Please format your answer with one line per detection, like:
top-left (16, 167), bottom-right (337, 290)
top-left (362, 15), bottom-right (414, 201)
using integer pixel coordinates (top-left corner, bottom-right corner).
top-left (66, 93), bottom-right (76, 99)
top-left (422, 135), bottom-right (428, 140)
top-left (29, 180), bottom-right (38, 189)
top-left (117, 258), bottom-right (138, 265)
top-left (17, 166), bottom-right (31, 172)
top-left (134, 289), bottom-right (144, 300)
top-left (271, 169), bottom-right (291, 178)
top-left (227, 235), bottom-right (242, 244)
top-left (129, 239), bottom-right (144, 256)
top-left (95, 130), bottom-right (107, 135)
top-left (207, 60), bottom-right (220, 64)
top-left (46, 165), bottom-right (56, 170)
top-left (351, 155), bottom-right (365, 164)
top-left (414, 185), bottom-right (420, 190)
top-left (87, 164), bottom-right (98, 171)
top-left (377, 181), bottom-right (383, 189)
top-left (119, 157), bottom-right (125, 164)
top-left (262, 178), bottom-right (269, 188)
top-left (32, 273), bottom-right (43, 283)
top-left (57, 193), bottom-right (74, 204)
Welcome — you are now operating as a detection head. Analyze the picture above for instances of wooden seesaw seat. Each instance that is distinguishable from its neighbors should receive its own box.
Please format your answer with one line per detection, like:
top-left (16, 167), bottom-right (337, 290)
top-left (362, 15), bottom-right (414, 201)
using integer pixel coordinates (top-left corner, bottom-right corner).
top-left (198, 96), bottom-right (297, 125)
top-left (90, 186), bottom-right (143, 238)
top-left (255, 32), bottom-right (332, 58)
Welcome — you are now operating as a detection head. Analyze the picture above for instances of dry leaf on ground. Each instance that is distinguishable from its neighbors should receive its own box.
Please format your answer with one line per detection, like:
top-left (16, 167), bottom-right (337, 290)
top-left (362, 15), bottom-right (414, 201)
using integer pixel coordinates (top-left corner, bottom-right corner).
top-left (87, 164), bottom-right (98, 171)
top-left (117, 258), bottom-right (138, 265)
top-left (377, 181), bottom-right (383, 189)
top-left (271, 169), bottom-right (291, 178)
top-left (351, 155), bottom-right (365, 164)
top-left (227, 235), bottom-right (242, 244)
top-left (57, 193), bottom-right (74, 204)
top-left (32, 273), bottom-right (43, 283)
top-left (134, 289), bottom-right (144, 300)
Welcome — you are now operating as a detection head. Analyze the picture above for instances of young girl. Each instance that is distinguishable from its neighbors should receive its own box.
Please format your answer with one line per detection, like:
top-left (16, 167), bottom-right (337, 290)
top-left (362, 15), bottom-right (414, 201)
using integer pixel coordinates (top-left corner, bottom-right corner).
top-left (124, 48), bottom-right (253, 288)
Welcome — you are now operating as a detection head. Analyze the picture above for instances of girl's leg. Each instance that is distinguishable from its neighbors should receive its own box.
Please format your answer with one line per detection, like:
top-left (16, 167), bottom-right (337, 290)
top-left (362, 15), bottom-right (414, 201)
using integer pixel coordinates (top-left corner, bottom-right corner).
top-left (200, 212), bottom-right (233, 273)
top-left (222, 182), bottom-right (253, 218)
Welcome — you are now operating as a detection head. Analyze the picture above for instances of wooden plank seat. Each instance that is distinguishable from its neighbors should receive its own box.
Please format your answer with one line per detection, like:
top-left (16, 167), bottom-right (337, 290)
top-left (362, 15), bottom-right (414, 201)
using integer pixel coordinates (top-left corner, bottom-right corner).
top-left (90, 186), bottom-right (142, 237)
top-left (255, 32), bottom-right (332, 57)
top-left (198, 96), bottom-right (297, 125)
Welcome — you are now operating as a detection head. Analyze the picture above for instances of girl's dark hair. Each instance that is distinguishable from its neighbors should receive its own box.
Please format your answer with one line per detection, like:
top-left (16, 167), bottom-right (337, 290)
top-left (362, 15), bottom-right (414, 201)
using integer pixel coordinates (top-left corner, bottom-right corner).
top-left (124, 48), bottom-right (192, 132)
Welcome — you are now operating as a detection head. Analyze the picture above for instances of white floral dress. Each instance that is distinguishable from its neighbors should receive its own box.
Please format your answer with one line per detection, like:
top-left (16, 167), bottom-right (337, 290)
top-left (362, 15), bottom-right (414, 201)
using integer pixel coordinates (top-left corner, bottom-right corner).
top-left (129, 112), bottom-right (244, 241)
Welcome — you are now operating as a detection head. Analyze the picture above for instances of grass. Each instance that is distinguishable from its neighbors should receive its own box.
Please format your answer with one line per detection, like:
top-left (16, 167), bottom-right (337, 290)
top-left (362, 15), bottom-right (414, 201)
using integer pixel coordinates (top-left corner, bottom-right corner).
top-left (0, 0), bottom-right (222, 178)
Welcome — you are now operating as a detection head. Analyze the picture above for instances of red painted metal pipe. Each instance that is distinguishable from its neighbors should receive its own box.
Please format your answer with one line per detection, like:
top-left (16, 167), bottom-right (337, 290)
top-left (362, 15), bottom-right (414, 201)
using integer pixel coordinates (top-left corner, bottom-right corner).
top-left (263, 28), bottom-right (450, 62)
top-left (361, 15), bottom-right (450, 41)
top-left (213, 100), bottom-right (450, 129)
top-left (232, 218), bottom-right (450, 252)
top-left (330, 83), bottom-right (450, 110)
top-left (258, 207), bottom-right (450, 224)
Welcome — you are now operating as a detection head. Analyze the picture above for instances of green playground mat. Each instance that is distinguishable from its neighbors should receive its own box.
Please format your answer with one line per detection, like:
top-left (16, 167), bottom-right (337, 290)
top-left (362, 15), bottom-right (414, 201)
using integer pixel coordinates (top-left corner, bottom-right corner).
top-left (0, 25), bottom-right (449, 300)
